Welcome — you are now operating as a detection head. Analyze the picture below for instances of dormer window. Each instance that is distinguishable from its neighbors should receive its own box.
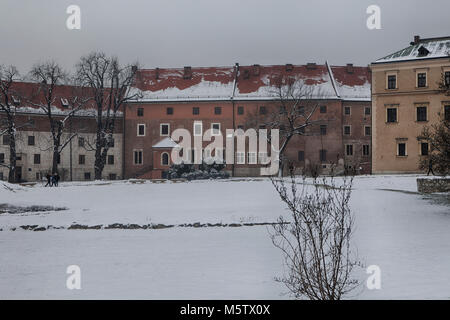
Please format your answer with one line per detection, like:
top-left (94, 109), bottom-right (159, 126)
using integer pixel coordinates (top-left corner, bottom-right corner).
top-left (61, 98), bottom-right (69, 108)
top-left (417, 46), bottom-right (430, 57)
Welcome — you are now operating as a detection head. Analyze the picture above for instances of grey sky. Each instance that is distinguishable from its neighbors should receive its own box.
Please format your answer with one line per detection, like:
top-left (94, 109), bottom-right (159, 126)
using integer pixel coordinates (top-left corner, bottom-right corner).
top-left (1, 0), bottom-right (449, 74)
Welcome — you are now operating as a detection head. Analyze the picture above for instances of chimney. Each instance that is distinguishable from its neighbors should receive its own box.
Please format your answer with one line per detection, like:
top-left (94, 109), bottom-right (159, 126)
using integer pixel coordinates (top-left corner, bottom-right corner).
top-left (346, 63), bottom-right (354, 74)
top-left (183, 66), bottom-right (192, 79)
top-left (285, 64), bottom-right (293, 71)
top-left (306, 63), bottom-right (317, 70)
top-left (131, 65), bottom-right (138, 73)
top-left (253, 64), bottom-right (260, 76)
top-left (411, 35), bottom-right (421, 45)
top-left (155, 67), bottom-right (160, 80)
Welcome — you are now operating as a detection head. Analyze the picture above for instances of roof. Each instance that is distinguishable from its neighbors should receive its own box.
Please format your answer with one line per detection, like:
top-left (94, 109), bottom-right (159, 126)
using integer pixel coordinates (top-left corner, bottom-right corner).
top-left (374, 36), bottom-right (450, 64)
top-left (152, 137), bottom-right (179, 149)
top-left (130, 63), bottom-right (371, 102)
top-left (329, 65), bottom-right (371, 101)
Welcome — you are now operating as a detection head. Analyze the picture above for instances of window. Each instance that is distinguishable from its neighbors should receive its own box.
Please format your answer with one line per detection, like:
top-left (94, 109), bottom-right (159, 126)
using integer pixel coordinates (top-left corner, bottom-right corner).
top-left (107, 138), bottom-right (115, 148)
top-left (445, 105), bottom-right (450, 121)
top-left (344, 106), bottom-right (351, 115)
top-left (108, 155), bottom-right (114, 165)
top-left (298, 106), bottom-right (305, 115)
top-left (33, 154), bottom-right (40, 164)
top-left (0, 153), bottom-right (4, 163)
top-left (84, 172), bottom-right (91, 180)
top-left (137, 108), bottom-right (144, 117)
top-left (2, 135), bottom-right (10, 145)
top-left (346, 145), bottom-right (353, 156)
top-left (258, 152), bottom-right (268, 164)
top-left (236, 152), bottom-right (245, 164)
top-left (247, 152), bottom-right (257, 164)
top-left (193, 107), bottom-right (199, 115)
top-left (0, 172), bottom-right (3, 180)
top-left (193, 121), bottom-right (202, 136)
top-left (211, 123), bottom-right (221, 136)
top-left (109, 173), bottom-right (117, 180)
top-left (36, 172), bottom-right (41, 180)
top-left (319, 149), bottom-right (327, 162)
top-left (362, 145), bottom-right (370, 156)
top-left (397, 143), bottom-right (407, 157)
top-left (237, 106), bottom-right (244, 115)
top-left (421, 142), bottom-right (429, 156)
top-left (27, 135), bottom-right (35, 146)
top-left (387, 75), bottom-right (397, 89)
top-left (57, 154), bottom-right (60, 165)
top-left (344, 126), bottom-right (351, 135)
top-left (79, 155), bottom-right (85, 165)
top-left (61, 98), bottom-right (69, 108)
top-left (445, 71), bottom-right (450, 86)
top-left (237, 125), bottom-right (244, 130)
top-left (259, 106), bottom-right (266, 115)
top-left (416, 106), bottom-right (427, 122)
top-left (320, 125), bottom-right (327, 135)
top-left (417, 73), bottom-right (427, 88)
top-left (78, 137), bottom-right (85, 147)
top-left (166, 107), bottom-right (173, 115)
top-left (365, 107), bottom-right (371, 115)
top-left (298, 151), bottom-right (304, 161)
top-left (161, 152), bottom-right (169, 166)
top-left (134, 150), bottom-right (143, 165)
top-left (387, 108), bottom-right (397, 123)
top-left (137, 124), bottom-right (145, 136)
top-left (160, 123), bottom-right (170, 136)
top-left (365, 126), bottom-right (371, 136)
top-left (214, 107), bottom-right (222, 115)
top-left (320, 105), bottom-right (327, 113)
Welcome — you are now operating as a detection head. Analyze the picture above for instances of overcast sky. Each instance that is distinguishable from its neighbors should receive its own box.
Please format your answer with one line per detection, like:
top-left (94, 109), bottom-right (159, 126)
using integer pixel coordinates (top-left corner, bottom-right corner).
top-left (1, 0), bottom-right (449, 74)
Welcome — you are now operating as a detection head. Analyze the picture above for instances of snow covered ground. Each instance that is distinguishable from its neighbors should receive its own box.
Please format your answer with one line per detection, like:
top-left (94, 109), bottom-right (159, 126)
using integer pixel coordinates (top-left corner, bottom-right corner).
top-left (0, 175), bottom-right (449, 299)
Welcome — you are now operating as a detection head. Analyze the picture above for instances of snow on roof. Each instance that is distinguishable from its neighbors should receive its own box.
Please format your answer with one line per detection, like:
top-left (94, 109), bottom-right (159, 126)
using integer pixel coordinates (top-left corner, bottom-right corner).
top-left (130, 66), bottom-right (236, 102)
top-left (131, 63), bottom-right (370, 102)
top-left (152, 137), bottom-right (179, 149)
top-left (374, 37), bottom-right (450, 64)
top-left (330, 65), bottom-right (371, 101)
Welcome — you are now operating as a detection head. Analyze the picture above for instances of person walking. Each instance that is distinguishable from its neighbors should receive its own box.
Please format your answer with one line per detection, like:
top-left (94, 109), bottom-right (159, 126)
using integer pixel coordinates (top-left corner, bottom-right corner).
top-left (45, 173), bottom-right (51, 187)
top-left (54, 172), bottom-right (60, 187)
top-left (427, 158), bottom-right (435, 176)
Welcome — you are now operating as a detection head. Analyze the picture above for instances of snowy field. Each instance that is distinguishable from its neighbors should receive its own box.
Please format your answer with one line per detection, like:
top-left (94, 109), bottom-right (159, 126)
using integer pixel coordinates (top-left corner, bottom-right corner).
top-left (0, 175), bottom-right (449, 299)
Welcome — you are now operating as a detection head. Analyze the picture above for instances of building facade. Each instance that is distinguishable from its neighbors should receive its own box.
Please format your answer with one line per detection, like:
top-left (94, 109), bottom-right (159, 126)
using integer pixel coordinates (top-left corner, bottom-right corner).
top-left (371, 36), bottom-right (450, 174)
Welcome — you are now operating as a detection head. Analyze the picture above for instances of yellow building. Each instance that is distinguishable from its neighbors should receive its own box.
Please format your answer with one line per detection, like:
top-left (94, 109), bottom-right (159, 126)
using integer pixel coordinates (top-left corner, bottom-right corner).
top-left (371, 35), bottom-right (450, 174)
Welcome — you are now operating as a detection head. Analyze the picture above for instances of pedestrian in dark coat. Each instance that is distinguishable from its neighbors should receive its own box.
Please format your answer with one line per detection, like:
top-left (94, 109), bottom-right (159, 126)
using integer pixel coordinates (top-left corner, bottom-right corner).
top-left (427, 158), bottom-right (435, 176)
top-left (45, 173), bottom-right (51, 187)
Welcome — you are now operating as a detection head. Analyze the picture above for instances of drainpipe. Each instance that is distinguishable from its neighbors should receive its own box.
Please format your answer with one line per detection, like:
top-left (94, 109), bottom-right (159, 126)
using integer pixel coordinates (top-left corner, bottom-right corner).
top-left (231, 63), bottom-right (239, 177)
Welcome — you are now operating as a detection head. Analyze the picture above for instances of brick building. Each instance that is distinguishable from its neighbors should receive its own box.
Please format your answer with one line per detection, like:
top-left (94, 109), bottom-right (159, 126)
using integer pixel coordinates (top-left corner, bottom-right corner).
top-left (124, 62), bottom-right (371, 179)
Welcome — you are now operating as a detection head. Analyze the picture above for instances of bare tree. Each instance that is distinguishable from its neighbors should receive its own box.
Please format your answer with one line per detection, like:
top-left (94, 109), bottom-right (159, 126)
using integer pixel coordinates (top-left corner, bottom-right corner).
top-left (438, 70), bottom-right (450, 96)
top-left (418, 114), bottom-right (450, 176)
top-left (245, 76), bottom-right (328, 176)
top-left (270, 168), bottom-right (360, 300)
top-left (0, 65), bottom-right (28, 183)
top-left (28, 61), bottom-right (87, 175)
top-left (75, 52), bottom-right (139, 180)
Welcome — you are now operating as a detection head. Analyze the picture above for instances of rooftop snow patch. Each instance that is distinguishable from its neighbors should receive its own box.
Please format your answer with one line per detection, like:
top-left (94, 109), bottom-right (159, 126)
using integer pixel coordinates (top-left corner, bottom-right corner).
top-left (152, 137), bottom-right (179, 149)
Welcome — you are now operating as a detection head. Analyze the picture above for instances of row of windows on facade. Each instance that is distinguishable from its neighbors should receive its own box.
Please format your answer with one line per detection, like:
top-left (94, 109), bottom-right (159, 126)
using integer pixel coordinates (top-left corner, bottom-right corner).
top-left (136, 122), bottom-right (371, 137)
top-left (385, 105), bottom-right (450, 123)
top-left (1, 136), bottom-right (115, 149)
top-left (396, 141), bottom-right (430, 157)
top-left (136, 105), bottom-right (371, 117)
top-left (0, 152), bottom-right (115, 166)
top-left (131, 144), bottom-right (371, 167)
top-left (387, 71), bottom-right (450, 90)
top-left (0, 170), bottom-right (117, 182)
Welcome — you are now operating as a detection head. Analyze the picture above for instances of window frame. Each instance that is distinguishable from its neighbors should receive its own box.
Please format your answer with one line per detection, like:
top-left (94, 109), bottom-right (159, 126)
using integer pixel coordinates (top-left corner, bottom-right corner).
top-left (386, 106), bottom-right (398, 123)
top-left (416, 106), bottom-right (428, 122)
top-left (236, 152), bottom-right (245, 164)
top-left (345, 144), bottom-right (353, 156)
top-left (137, 108), bottom-right (144, 117)
top-left (362, 144), bottom-right (370, 156)
top-left (364, 125), bottom-right (371, 136)
top-left (343, 125), bottom-right (351, 136)
top-left (397, 142), bottom-right (407, 157)
top-left (214, 106), bottom-right (222, 115)
top-left (192, 107), bottom-right (199, 115)
top-left (193, 121), bottom-right (203, 137)
top-left (33, 153), bottom-right (41, 165)
top-left (133, 149), bottom-right (143, 165)
top-left (160, 123), bottom-right (170, 136)
top-left (166, 107), bottom-right (174, 115)
top-left (211, 123), bottom-right (221, 136)
top-left (247, 152), bottom-right (257, 164)
top-left (28, 135), bottom-right (35, 146)
top-left (344, 106), bottom-right (351, 115)
top-left (416, 71), bottom-right (428, 88)
top-left (161, 152), bottom-right (170, 166)
top-left (79, 154), bottom-right (86, 165)
top-left (137, 124), bottom-right (146, 137)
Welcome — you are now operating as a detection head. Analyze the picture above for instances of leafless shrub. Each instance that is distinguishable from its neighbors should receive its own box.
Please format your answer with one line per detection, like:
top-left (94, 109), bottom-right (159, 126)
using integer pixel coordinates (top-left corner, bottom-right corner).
top-left (270, 168), bottom-right (360, 300)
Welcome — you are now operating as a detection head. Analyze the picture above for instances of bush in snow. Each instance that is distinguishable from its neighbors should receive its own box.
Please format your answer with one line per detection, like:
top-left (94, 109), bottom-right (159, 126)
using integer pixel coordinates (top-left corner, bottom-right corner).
top-left (169, 161), bottom-right (229, 181)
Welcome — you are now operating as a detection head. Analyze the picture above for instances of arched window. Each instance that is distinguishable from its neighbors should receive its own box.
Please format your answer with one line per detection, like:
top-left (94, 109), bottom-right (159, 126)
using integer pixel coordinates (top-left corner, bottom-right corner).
top-left (161, 152), bottom-right (169, 166)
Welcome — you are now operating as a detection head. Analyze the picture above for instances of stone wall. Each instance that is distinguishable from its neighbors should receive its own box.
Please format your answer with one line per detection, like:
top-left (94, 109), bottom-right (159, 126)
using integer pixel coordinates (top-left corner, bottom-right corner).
top-left (417, 178), bottom-right (450, 193)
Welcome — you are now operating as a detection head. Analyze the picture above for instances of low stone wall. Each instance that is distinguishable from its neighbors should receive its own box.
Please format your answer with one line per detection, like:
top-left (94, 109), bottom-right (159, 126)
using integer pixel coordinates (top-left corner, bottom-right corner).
top-left (417, 178), bottom-right (450, 193)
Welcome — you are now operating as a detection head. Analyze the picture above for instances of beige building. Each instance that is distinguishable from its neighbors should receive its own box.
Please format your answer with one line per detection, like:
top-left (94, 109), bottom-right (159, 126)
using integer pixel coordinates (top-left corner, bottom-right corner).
top-left (371, 35), bottom-right (450, 174)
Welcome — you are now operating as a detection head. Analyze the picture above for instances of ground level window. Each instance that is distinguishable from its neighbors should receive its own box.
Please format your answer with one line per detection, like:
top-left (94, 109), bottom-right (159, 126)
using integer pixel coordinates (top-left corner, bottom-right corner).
top-left (421, 142), bottom-right (429, 156)
top-left (397, 143), bottom-right (407, 157)
top-left (84, 172), bottom-right (91, 180)
top-left (258, 152), bottom-right (268, 164)
top-left (362, 144), bottom-right (370, 156)
top-left (298, 150), bottom-right (304, 161)
top-left (109, 173), bottom-right (117, 180)
top-left (236, 152), bottom-right (245, 164)
top-left (161, 152), bottom-right (169, 166)
top-left (346, 145), bottom-right (353, 156)
top-left (247, 152), bottom-right (257, 164)
top-left (108, 155), bottom-right (114, 165)
top-left (0, 153), bottom-right (4, 163)
top-left (134, 150), bottom-right (143, 165)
